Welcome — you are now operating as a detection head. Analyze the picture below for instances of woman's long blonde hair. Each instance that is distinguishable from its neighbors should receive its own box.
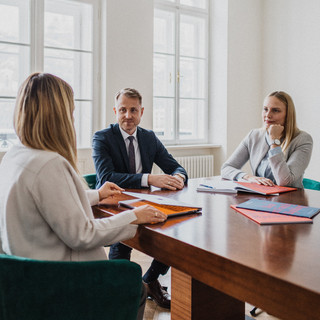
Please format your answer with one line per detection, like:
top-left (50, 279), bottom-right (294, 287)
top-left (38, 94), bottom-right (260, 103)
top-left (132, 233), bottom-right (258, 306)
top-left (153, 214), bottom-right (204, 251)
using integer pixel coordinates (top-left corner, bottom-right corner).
top-left (14, 72), bottom-right (78, 171)
top-left (267, 91), bottom-right (299, 152)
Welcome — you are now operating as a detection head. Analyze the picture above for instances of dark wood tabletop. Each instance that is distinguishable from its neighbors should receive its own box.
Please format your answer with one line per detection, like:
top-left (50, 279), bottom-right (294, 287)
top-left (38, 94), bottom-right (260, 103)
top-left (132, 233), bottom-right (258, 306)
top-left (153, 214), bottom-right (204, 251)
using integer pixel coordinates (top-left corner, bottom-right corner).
top-left (93, 178), bottom-right (320, 320)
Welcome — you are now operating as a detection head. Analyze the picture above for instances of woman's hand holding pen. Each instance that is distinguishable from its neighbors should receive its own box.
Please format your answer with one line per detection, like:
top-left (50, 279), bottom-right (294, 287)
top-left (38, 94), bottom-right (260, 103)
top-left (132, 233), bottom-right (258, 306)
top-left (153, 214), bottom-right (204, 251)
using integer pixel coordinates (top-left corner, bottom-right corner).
top-left (97, 182), bottom-right (166, 224)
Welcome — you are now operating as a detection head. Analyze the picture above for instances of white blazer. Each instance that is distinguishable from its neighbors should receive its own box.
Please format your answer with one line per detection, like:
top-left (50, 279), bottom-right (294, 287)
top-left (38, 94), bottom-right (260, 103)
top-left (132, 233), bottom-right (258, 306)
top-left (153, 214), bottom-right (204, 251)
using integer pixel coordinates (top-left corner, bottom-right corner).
top-left (0, 144), bottom-right (138, 261)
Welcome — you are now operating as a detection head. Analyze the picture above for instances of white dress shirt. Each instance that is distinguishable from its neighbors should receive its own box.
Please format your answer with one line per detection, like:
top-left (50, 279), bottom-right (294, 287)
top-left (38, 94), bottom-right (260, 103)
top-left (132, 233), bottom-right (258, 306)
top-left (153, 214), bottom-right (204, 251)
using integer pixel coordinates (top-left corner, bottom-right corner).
top-left (119, 127), bottom-right (149, 187)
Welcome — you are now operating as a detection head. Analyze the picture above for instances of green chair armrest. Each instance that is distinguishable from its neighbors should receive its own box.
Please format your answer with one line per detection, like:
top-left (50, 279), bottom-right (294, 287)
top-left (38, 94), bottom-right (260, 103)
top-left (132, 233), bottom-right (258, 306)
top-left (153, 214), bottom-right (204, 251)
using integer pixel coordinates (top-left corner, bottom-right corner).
top-left (303, 178), bottom-right (320, 191)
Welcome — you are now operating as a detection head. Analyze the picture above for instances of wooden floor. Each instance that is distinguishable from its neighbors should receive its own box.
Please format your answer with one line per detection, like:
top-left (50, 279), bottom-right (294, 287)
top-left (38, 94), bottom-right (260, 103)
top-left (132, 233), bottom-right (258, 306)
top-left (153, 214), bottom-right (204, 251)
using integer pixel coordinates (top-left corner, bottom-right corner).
top-left (106, 248), bottom-right (282, 320)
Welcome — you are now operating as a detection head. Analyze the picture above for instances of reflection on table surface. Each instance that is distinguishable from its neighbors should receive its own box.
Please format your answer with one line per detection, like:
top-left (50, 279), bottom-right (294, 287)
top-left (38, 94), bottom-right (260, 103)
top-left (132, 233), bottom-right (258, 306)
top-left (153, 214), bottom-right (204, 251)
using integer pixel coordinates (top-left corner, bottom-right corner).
top-left (95, 177), bottom-right (320, 300)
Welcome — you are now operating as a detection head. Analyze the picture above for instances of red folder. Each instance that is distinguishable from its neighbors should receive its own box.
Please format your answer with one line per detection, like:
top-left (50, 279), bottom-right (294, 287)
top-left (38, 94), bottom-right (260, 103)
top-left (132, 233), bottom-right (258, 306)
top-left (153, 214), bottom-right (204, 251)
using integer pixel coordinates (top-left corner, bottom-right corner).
top-left (231, 205), bottom-right (312, 225)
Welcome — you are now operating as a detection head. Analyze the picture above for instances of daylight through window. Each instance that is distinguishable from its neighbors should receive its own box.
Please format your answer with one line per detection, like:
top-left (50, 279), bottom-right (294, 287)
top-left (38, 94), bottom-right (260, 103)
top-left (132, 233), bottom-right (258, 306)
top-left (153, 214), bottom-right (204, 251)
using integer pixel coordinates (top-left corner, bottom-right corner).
top-left (153, 0), bottom-right (209, 144)
top-left (0, 0), bottom-right (98, 150)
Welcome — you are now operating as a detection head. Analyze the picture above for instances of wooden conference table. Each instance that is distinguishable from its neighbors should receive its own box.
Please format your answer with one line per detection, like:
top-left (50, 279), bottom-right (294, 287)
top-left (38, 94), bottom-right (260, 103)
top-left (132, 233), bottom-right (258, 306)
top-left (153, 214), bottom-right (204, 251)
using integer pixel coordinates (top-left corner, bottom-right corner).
top-left (93, 178), bottom-right (320, 320)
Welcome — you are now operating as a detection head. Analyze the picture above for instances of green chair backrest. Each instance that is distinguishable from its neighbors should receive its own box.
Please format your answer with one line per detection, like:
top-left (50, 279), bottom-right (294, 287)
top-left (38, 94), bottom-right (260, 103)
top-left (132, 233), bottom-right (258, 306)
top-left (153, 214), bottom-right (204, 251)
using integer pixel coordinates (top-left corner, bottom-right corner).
top-left (0, 254), bottom-right (142, 320)
top-left (303, 178), bottom-right (320, 191)
top-left (83, 173), bottom-right (97, 189)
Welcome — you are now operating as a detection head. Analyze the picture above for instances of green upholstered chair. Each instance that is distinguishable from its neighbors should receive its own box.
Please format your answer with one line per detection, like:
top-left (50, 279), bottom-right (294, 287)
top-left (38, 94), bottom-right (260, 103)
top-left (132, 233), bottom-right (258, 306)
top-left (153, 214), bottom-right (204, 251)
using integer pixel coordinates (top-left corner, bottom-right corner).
top-left (83, 173), bottom-right (97, 189)
top-left (303, 178), bottom-right (320, 191)
top-left (0, 254), bottom-right (142, 320)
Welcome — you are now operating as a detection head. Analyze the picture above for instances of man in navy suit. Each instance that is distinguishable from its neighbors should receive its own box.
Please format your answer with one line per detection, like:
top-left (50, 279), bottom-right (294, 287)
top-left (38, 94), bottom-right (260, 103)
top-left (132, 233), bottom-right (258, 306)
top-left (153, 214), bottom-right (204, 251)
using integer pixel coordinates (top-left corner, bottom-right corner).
top-left (92, 88), bottom-right (188, 309)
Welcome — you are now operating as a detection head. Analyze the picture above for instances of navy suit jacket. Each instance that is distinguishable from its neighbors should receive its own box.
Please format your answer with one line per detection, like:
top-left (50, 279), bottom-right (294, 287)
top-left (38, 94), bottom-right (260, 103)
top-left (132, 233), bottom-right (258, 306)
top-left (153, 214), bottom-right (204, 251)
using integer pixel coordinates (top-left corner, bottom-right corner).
top-left (92, 124), bottom-right (188, 189)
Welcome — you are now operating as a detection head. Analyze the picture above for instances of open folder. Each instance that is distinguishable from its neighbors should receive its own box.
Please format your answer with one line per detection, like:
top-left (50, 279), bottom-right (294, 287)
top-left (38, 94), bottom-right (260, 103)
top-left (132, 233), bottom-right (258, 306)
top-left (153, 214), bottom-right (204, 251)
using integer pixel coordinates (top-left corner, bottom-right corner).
top-left (197, 181), bottom-right (297, 195)
top-left (119, 192), bottom-right (201, 218)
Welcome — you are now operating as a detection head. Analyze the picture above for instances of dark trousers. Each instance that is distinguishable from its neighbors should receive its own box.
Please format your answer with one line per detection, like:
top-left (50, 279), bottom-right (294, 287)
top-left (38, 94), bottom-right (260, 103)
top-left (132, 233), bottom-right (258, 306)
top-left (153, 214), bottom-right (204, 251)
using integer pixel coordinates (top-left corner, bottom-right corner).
top-left (109, 242), bottom-right (170, 283)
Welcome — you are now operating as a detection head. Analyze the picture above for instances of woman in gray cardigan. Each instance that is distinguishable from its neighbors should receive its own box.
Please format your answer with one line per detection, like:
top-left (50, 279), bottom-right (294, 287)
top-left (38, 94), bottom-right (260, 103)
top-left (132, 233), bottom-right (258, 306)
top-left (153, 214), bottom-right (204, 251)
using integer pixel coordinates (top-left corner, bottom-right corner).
top-left (221, 91), bottom-right (313, 188)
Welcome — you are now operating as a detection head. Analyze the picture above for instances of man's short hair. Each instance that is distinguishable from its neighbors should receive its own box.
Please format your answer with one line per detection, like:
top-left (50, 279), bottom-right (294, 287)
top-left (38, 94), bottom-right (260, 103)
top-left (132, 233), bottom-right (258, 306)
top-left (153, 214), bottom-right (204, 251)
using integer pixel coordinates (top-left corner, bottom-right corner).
top-left (115, 88), bottom-right (142, 105)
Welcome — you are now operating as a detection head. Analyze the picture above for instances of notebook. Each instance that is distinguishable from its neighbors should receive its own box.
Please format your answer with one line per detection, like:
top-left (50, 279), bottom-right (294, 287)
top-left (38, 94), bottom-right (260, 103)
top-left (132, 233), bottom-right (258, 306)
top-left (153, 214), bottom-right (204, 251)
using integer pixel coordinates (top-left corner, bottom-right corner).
top-left (197, 181), bottom-right (296, 195)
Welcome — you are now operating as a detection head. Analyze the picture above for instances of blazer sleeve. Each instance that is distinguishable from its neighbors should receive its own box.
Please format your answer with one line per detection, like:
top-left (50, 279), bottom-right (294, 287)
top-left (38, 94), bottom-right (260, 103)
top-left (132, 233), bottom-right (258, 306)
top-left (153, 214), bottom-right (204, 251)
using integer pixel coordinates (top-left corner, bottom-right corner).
top-left (32, 157), bottom-right (138, 250)
top-left (153, 134), bottom-right (188, 182)
top-left (268, 131), bottom-right (313, 187)
top-left (92, 131), bottom-right (143, 189)
top-left (221, 131), bottom-right (252, 180)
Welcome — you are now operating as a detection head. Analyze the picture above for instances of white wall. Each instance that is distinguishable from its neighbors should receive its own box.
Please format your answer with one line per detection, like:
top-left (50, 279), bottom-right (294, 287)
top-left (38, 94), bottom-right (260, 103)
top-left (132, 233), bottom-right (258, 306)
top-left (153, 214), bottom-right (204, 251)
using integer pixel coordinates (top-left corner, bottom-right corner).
top-left (210, 0), bottom-right (263, 174)
top-left (216, 0), bottom-right (320, 180)
top-left (209, 0), bottom-right (229, 173)
top-left (226, 0), bottom-right (263, 173)
top-left (104, 0), bottom-right (154, 129)
top-left (227, 0), bottom-right (263, 148)
top-left (262, 0), bottom-right (320, 180)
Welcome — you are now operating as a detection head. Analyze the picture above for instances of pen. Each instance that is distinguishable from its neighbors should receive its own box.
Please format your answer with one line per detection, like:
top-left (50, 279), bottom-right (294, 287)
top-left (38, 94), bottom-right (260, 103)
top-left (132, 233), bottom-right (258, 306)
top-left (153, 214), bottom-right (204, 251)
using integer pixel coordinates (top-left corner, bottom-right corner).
top-left (200, 184), bottom-right (214, 189)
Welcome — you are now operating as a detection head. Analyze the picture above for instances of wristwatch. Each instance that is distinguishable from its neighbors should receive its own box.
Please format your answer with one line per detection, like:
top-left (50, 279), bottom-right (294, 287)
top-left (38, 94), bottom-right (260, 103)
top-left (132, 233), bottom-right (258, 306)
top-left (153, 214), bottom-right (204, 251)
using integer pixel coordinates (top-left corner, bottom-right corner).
top-left (270, 138), bottom-right (281, 146)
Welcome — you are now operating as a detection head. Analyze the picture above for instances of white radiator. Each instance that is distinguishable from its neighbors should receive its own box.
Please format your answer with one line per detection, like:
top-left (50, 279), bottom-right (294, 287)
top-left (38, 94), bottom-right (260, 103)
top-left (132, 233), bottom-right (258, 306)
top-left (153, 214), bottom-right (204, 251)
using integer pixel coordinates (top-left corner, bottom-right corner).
top-left (152, 155), bottom-right (214, 179)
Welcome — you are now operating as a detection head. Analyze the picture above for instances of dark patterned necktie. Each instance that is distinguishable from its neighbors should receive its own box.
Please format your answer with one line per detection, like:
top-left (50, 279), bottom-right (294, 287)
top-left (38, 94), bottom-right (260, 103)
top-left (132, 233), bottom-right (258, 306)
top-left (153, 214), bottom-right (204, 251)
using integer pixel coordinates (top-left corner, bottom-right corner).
top-left (128, 136), bottom-right (136, 173)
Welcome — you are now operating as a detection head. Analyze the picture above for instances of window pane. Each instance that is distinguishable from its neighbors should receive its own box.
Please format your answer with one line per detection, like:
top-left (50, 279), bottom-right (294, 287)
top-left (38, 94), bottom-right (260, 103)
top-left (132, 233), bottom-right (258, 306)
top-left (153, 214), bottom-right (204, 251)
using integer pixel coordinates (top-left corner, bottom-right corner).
top-left (44, 48), bottom-right (92, 100)
top-left (0, 99), bottom-right (18, 150)
top-left (153, 98), bottom-right (174, 140)
top-left (154, 9), bottom-right (175, 54)
top-left (74, 101), bottom-right (92, 148)
top-left (179, 99), bottom-right (205, 140)
top-left (180, 0), bottom-right (207, 9)
top-left (45, 0), bottom-right (92, 51)
top-left (180, 14), bottom-right (206, 58)
top-left (44, 0), bottom-right (94, 148)
top-left (153, 3), bottom-right (209, 143)
top-left (0, 1), bottom-right (30, 150)
top-left (0, 0), bottom-right (30, 43)
top-left (154, 53), bottom-right (175, 97)
top-left (180, 57), bottom-right (205, 99)
top-left (0, 43), bottom-right (30, 96)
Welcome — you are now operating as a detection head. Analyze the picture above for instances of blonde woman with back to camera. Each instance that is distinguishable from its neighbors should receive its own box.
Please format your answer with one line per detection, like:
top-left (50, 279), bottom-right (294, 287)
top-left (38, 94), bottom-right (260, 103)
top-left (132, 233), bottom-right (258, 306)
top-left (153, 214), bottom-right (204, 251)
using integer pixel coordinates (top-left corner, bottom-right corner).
top-left (221, 91), bottom-right (313, 188)
top-left (0, 73), bottom-right (167, 320)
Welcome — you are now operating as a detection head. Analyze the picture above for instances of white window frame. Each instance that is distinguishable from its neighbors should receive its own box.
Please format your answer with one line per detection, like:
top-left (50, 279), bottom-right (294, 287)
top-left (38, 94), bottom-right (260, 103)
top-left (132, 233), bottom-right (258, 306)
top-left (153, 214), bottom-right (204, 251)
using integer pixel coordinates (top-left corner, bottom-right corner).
top-left (153, 0), bottom-right (209, 145)
top-left (0, 0), bottom-right (102, 149)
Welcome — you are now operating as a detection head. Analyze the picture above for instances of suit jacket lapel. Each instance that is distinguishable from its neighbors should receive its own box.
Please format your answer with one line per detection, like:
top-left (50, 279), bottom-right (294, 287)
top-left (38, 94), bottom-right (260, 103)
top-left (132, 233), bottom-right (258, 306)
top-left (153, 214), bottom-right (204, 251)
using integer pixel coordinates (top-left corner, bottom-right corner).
top-left (113, 124), bottom-right (130, 172)
top-left (137, 127), bottom-right (149, 172)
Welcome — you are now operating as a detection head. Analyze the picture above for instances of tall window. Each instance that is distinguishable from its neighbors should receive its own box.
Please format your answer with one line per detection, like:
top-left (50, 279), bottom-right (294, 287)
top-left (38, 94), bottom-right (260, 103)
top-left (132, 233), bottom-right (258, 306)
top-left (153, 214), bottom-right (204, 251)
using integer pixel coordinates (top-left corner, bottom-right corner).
top-left (0, 0), bottom-right (100, 150)
top-left (153, 0), bottom-right (209, 144)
